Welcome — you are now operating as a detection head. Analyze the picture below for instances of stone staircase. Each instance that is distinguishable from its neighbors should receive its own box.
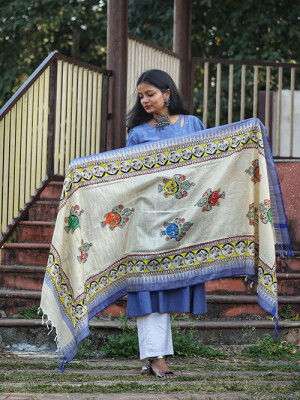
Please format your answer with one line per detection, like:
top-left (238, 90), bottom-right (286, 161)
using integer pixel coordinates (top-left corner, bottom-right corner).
top-left (0, 176), bottom-right (300, 348)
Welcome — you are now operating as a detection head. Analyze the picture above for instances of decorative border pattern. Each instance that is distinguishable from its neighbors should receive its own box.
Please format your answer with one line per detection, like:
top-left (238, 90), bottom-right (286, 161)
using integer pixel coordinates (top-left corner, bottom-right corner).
top-left (60, 128), bottom-right (265, 204)
top-left (45, 235), bottom-right (272, 331)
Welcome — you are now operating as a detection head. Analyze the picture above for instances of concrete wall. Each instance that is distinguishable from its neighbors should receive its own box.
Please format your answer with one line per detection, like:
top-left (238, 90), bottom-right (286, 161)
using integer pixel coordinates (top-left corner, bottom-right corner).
top-left (275, 161), bottom-right (300, 251)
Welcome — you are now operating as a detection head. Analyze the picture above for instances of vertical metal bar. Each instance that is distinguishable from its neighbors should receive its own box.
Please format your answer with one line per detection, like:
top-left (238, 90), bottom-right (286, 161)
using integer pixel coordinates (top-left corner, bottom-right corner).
top-left (65, 63), bottom-right (73, 170)
top-left (20, 95), bottom-right (27, 209)
top-left (14, 100), bottom-right (22, 218)
top-left (36, 74), bottom-right (44, 187)
top-left (215, 63), bottom-right (221, 126)
top-left (95, 73), bottom-right (103, 154)
top-left (76, 67), bottom-right (83, 158)
top-left (54, 60), bottom-right (62, 175)
top-left (100, 74), bottom-right (109, 153)
top-left (85, 70), bottom-right (93, 156)
top-left (3, 112), bottom-right (10, 232)
top-left (290, 67), bottom-right (295, 157)
top-left (276, 67), bottom-right (283, 157)
top-left (203, 62), bottom-right (209, 127)
top-left (42, 66), bottom-right (50, 180)
top-left (25, 86), bottom-right (33, 203)
top-left (47, 60), bottom-right (57, 179)
top-left (81, 69), bottom-right (88, 157)
top-left (253, 66), bottom-right (258, 118)
top-left (0, 118), bottom-right (4, 238)
top-left (31, 79), bottom-right (39, 195)
top-left (240, 65), bottom-right (246, 120)
top-left (228, 64), bottom-right (234, 124)
top-left (128, 38), bottom-right (134, 111)
top-left (70, 65), bottom-right (78, 162)
top-left (59, 62), bottom-right (68, 175)
top-left (8, 107), bottom-right (16, 226)
top-left (90, 71), bottom-right (98, 155)
top-left (265, 66), bottom-right (271, 133)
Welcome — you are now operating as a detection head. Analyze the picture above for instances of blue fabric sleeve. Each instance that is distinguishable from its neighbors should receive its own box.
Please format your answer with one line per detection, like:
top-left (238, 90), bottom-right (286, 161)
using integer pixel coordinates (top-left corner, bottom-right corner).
top-left (191, 115), bottom-right (206, 131)
top-left (126, 130), bottom-right (138, 147)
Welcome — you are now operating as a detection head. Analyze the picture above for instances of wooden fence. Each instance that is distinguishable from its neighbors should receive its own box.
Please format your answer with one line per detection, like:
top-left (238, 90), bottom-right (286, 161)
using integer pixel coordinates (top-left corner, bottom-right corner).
top-left (192, 58), bottom-right (300, 158)
top-left (1, 45), bottom-right (299, 247)
top-left (0, 52), bottom-right (111, 245)
top-left (127, 34), bottom-right (180, 110)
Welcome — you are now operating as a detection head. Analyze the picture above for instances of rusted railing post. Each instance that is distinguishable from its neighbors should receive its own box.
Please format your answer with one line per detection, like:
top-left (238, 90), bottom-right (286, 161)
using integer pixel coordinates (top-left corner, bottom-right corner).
top-left (173, 0), bottom-right (192, 111)
top-left (106, 0), bottom-right (128, 150)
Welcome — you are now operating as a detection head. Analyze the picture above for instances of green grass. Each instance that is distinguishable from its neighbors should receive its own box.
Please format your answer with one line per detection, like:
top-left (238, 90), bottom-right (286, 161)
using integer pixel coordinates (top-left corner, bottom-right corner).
top-left (0, 379), bottom-right (298, 395)
top-left (242, 334), bottom-right (299, 360)
top-left (1, 355), bottom-right (299, 397)
top-left (1, 358), bottom-right (300, 373)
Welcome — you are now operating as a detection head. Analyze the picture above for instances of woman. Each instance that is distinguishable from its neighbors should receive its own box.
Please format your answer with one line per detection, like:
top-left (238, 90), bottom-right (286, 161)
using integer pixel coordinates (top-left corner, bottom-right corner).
top-left (126, 69), bottom-right (207, 378)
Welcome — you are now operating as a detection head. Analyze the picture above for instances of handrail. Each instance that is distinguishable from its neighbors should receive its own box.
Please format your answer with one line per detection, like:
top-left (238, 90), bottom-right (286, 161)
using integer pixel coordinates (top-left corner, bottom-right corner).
top-left (0, 52), bottom-right (112, 121)
top-left (0, 53), bottom-right (112, 249)
top-left (193, 57), bottom-right (300, 69)
top-left (0, 52), bottom-right (58, 119)
top-left (192, 57), bottom-right (300, 159)
top-left (128, 33), bottom-right (181, 60)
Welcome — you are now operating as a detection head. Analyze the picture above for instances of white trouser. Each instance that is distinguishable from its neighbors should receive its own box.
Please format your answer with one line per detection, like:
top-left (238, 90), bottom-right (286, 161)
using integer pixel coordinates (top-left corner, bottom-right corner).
top-left (136, 312), bottom-right (174, 360)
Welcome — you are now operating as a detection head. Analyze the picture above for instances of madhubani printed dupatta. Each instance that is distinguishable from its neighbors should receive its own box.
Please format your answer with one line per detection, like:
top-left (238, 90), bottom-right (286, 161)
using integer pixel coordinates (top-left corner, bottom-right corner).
top-left (40, 118), bottom-right (293, 370)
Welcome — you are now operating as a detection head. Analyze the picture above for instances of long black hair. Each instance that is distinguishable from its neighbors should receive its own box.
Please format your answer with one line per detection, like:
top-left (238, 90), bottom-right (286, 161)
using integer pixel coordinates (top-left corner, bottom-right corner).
top-left (126, 69), bottom-right (189, 132)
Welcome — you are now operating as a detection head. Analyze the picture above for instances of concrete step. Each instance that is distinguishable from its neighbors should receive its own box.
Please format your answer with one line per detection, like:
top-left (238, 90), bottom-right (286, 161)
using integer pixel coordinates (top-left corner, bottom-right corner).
top-left (1, 243), bottom-right (50, 266)
top-left (276, 255), bottom-right (300, 273)
top-left (0, 318), bottom-right (299, 348)
top-left (0, 265), bottom-right (45, 291)
top-left (39, 181), bottom-right (63, 200)
top-left (96, 294), bottom-right (300, 320)
top-left (14, 221), bottom-right (55, 243)
top-left (0, 289), bottom-right (41, 314)
top-left (0, 267), bottom-right (299, 298)
top-left (28, 200), bottom-right (59, 221)
top-left (205, 273), bottom-right (300, 296)
top-left (276, 272), bottom-right (300, 296)
top-left (1, 289), bottom-right (299, 319)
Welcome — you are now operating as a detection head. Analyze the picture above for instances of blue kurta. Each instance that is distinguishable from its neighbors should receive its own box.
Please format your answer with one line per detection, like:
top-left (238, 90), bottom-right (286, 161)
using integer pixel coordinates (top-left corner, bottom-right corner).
top-left (126, 114), bottom-right (207, 317)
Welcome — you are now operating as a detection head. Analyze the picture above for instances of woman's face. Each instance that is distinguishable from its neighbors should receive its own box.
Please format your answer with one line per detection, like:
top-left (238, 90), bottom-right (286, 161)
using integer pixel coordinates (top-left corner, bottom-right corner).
top-left (137, 82), bottom-right (169, 118)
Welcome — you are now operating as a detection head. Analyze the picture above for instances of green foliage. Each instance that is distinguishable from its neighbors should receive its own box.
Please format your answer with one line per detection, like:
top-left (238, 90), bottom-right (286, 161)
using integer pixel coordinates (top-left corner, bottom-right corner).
top-left (171, 315), bottom-right (227, 359)
top-left (279, 304), bottom-right (299, 321)
top-left (76, 331), bottom-right (97, 359)
top-left (2, 0), bottom-right (300, 109)
top-left (172, 327), bottom-right (227, 359)
top-left (11, 305), bottom-right (42, 319)
top-left (0, 0), bottom-right (107, 107)
top-left (190, 0), bottom-right (300, 62)
top-left (101, 314), bottom-right (139, 358)
top-left (243, 334), bottom-right (299, 360)
top-left (128, 0), bottom-right (174, 50)
top-left (101, 313), bottom-right (226, 359)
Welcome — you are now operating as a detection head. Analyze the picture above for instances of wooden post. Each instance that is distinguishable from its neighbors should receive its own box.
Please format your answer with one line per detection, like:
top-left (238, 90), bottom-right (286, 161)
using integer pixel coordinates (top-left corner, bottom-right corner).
top-left (106, 0), bottom-right (128, 150)
top-left (173, 0), bottom-right (192, 111)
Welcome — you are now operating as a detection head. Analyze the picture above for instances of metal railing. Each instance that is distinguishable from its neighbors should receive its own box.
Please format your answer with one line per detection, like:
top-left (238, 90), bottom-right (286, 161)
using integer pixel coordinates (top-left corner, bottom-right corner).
top-left (0, 52), bottom-right (111, 245)
top-left (127, 34), bottom-right (181, 110)
top-left (192, 58), bottom-right (300, 158)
